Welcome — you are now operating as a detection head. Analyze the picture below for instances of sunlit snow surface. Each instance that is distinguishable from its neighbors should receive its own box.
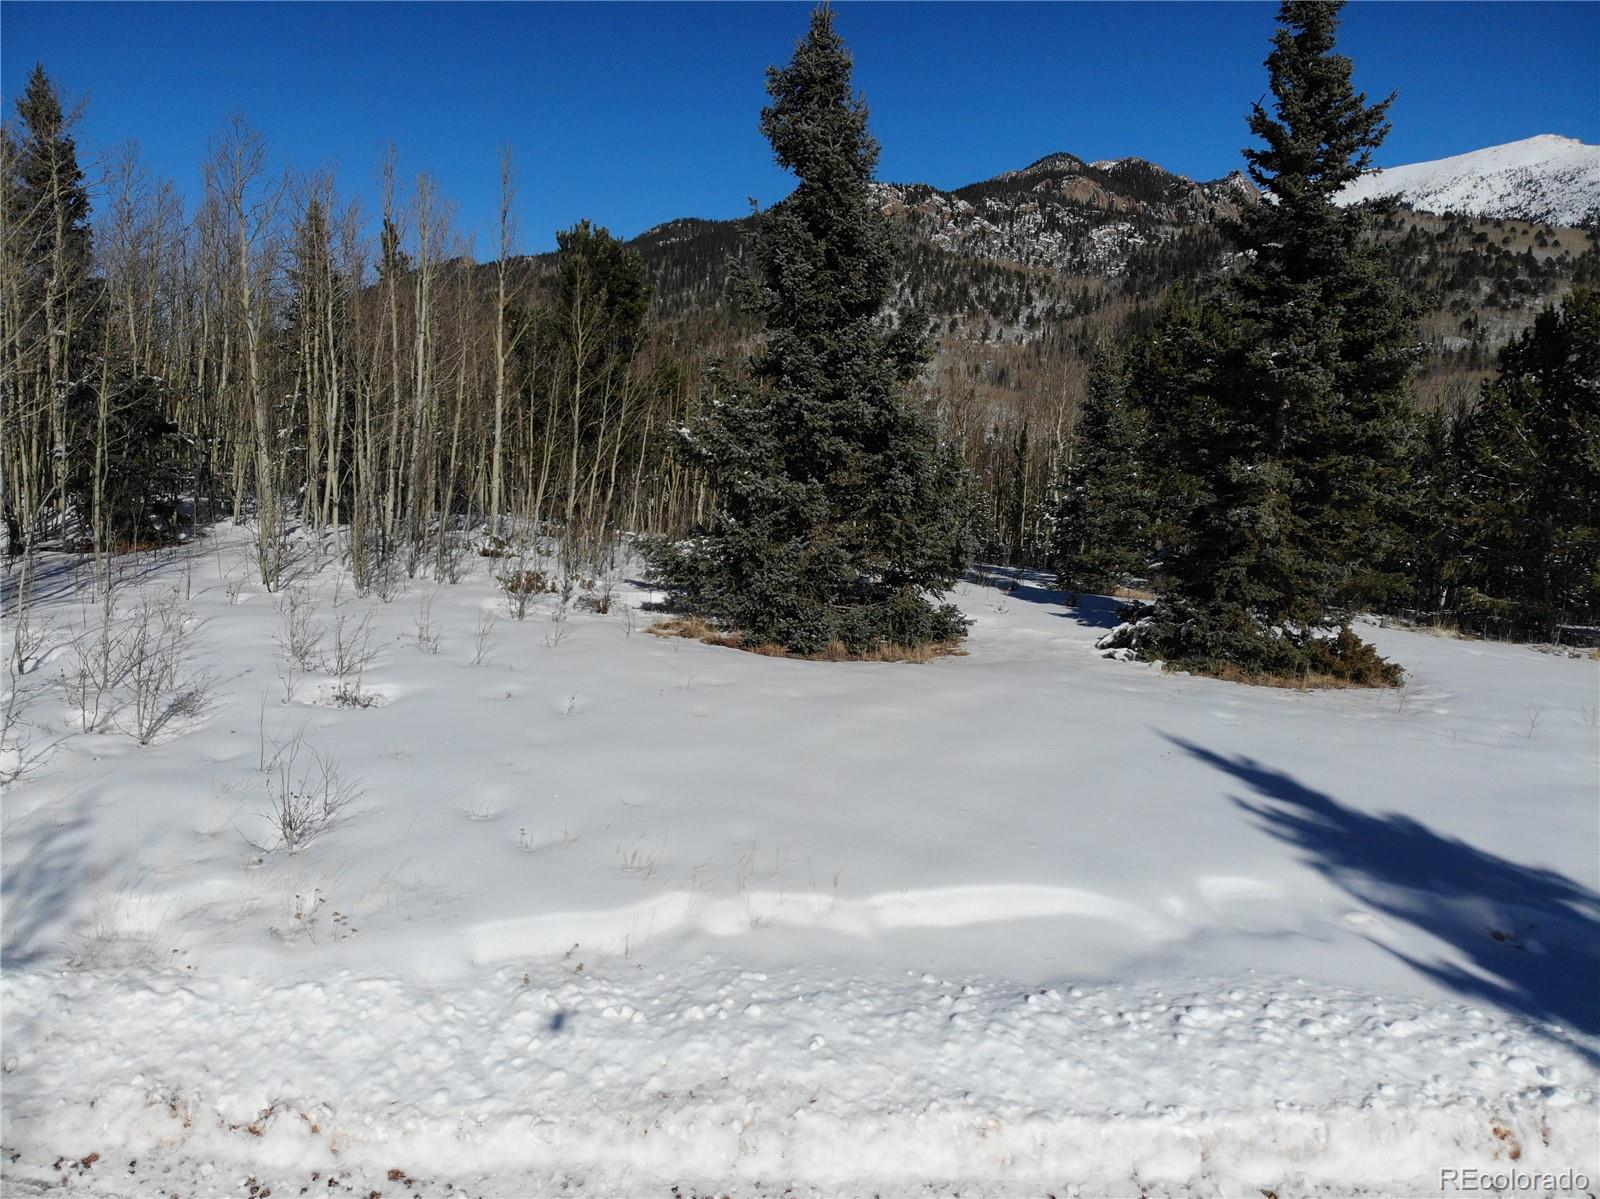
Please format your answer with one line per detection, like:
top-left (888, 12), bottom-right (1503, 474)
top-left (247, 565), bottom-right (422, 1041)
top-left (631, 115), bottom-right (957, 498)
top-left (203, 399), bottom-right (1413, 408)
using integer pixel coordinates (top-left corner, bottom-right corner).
top-left (3, 527), bottom-right (1596, 1195)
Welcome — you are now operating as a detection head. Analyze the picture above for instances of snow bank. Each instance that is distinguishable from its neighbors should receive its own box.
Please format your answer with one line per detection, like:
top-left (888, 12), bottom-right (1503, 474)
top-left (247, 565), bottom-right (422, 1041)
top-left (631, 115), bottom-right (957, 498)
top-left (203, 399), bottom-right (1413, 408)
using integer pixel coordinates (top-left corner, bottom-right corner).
top-left (4, 965), bottom-right (1594, 1196)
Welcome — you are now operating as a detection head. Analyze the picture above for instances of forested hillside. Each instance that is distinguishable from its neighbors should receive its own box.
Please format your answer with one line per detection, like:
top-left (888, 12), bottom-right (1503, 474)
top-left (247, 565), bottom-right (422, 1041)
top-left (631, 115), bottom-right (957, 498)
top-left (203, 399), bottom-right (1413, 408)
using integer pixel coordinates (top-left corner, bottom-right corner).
top-left (3, 46), bottom-right (1596, 631)
top-left (607, 158), bottom-right (1599, 570)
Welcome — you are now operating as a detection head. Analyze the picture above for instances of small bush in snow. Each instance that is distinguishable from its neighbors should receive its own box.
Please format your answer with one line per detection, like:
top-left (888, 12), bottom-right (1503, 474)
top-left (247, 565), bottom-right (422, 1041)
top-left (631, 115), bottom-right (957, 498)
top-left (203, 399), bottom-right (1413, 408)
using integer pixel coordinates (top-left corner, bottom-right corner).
top-left (1102, 603), bottom-right (1402, 689)
top-left (412, 594), bottom-right (441, 654)
top-left (250, 728), bottom-right (362, 853)
top-left (59, 592), bottom-right (133, 733)
top-left (118, 594), bottom-right (213, 745)
top-left (471, 612), bottom-right (497, 665)
top-left (499, 568), bottom-right (553, 621)
top-left (327, 606), bottom-right (377, 680)
top-left (274, 586), bottom-right (326, 672)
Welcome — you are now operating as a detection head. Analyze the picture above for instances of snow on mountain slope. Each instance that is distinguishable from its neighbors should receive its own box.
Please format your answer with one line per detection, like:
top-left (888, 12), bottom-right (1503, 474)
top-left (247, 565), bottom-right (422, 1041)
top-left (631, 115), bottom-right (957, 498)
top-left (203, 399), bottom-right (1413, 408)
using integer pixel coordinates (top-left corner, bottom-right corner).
top-left (2, 528), bottom-right (1597, 1195)
top-left (1338, 134), bottom-right (1600, 225)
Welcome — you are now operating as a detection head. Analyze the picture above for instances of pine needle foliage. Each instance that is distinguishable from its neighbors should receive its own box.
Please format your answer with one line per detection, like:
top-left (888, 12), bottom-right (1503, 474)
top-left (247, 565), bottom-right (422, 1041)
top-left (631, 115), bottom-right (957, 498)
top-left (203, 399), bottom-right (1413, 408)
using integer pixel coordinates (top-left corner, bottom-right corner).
top-left (1447, 288), bottom-right (1600, 638)
top-left (1125, 1), bottom-right (1417, 684)
top-left (1052, 345), bottom-right (1152, 596)
top-left (649, 8), bottom-right (969, 655)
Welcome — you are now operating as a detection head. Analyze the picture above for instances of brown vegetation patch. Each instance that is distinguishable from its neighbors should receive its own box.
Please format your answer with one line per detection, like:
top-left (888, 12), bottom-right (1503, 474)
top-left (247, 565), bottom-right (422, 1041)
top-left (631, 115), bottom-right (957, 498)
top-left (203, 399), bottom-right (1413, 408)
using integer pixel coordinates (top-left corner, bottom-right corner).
top-left (498, 569), bottom-right (555, 597)
top-left (647, 616), bottom-right (964, 663)
top-left (1176, 628), bottom-right (1404, 690)
top-left (647, 615), bottom-right (744, 649)
top-left (1178, 662), bottom-right (1381, 691)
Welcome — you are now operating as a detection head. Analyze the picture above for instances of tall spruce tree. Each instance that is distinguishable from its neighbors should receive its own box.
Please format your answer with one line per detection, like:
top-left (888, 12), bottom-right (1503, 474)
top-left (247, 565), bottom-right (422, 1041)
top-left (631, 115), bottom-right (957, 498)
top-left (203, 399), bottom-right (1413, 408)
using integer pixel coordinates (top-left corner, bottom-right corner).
top-left (1393, 400), bottom-right (1472, 621)
top-left (650, 7), bottom-right (968, 654)
top-left (2, 65), bottom-right (100, 552)
top-left (1452, 288), bottom-right (1600, 638)
top-left (1128, 2), bottom-right (1415, 682)
top-left (1052, 346), bottom-right (1152, 596)
top-left (6, 65), bottom-right (96, 377)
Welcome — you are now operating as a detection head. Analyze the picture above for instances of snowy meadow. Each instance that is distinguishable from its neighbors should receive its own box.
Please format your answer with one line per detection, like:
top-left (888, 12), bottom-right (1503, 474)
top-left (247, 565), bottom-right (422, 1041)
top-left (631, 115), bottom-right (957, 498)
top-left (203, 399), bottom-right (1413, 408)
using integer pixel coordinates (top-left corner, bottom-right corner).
top-left (2, 525), bottom-right (1596, 1196)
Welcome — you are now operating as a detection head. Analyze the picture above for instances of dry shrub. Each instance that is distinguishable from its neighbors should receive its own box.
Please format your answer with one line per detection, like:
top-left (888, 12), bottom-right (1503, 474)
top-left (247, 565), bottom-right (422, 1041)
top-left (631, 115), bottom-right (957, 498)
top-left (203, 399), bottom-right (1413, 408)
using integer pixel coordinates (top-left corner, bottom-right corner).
top-left (106, 537), bottom-right (174, 555)
top-left (1187, 662), bottom-right (1370, 691)
top-left (499, 569), bottom-right (554, 597)
top-left (577, 578), bottom-right (617, 614)
top-left (811, 639), bottom-right (963, 663)
top-left (1182, 627), bottom-right (1402, 690)
top-left (647, 615), bottom-right (744, 649)
top-left (1302, 627), bottom-right (1404, 687)
top-left (500, 567), bottom-right (555, 621)
top-left (478, 535), bottom-right (516, 559)
top-left (647, 617), bottom-right (963, 663)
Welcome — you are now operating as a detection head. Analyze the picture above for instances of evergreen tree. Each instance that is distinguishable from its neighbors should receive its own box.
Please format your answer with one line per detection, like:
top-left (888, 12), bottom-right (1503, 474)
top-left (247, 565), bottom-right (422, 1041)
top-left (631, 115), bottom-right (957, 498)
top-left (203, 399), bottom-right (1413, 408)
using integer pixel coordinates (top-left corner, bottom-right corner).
top-left (650, 7), bottom-right (968, 654)
top-left (1392, 400), bottom-right (1472, 619)
top-left (1129, 283), bottom-right (1240, 561)
top-left (547, 220), bottom-right (650, 561)
top-left (6, 65), bottom-right (96, 377)
top-left (1453, 288), bottom-right (1600, 637)
top-left (376, 216), bottom-right (409, 282)
top-left (1052, 346), bottom-right (1152, 595)
top-left (2, 65), bottom-right (100, 552)
top-left (64, 373), bottom-right (187, 545)
top-left (1126, 2), bottom-right (1415, 682)
top-left (553, 220), bottom-right (649, 362)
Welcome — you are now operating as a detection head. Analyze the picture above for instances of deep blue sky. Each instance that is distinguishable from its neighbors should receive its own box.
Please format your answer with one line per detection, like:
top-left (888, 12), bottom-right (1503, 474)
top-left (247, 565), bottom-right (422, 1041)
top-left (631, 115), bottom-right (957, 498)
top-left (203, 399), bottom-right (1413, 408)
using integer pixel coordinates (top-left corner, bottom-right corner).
top-left (3, 2), bottom-right (1596, 256)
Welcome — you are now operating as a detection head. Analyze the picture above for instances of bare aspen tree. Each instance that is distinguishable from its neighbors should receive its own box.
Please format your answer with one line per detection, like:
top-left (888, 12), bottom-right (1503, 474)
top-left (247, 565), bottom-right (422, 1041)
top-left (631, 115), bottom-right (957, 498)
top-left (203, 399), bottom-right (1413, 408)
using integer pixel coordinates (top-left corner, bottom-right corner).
top-left (204, 117), bottom-right (284, 586)
top-left (0, 128), bottom-right (45, 560)
top-left (4, 73), bottom-right (716, 610)
top-left (490, 146), bottom-right (517, 536)
top-left (405, 173), bottom-right (437, 571)
top-left (377, 149), bottom-right (407, 559)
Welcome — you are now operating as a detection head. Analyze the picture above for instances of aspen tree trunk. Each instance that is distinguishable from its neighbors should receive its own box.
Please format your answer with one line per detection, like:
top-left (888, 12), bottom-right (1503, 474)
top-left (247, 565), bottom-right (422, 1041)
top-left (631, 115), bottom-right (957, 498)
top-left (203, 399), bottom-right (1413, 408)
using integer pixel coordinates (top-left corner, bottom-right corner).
top-left (320, 225), bottom-right (347, 539)
top-left (599, 365), bottom-right (634, 543)
top-left (407, 177), bottom-right (433, 568)
top-left (438, 347), bottom-right (467, 580)
top-left (529, 370), bottom-right (557, 537)
top-left (45, 125), bottom-right (75, 539)
top-left (490, 148), bottom-right (515, 536)
top-left (380, 153), bottom-right (405, 553)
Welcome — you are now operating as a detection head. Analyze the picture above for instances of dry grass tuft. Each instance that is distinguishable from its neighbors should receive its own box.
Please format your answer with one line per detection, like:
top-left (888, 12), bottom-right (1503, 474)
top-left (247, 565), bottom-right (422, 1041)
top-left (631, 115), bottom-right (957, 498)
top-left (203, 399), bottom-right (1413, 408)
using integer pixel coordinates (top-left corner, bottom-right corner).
top-left (647, 615), bottom-right (744, 649)
top-left (1180, 661), bottom-right (1380, 691)
top-left (811, 639), bottom-right (964, 663)
top-left (648, 617), bottom-right (964, 663)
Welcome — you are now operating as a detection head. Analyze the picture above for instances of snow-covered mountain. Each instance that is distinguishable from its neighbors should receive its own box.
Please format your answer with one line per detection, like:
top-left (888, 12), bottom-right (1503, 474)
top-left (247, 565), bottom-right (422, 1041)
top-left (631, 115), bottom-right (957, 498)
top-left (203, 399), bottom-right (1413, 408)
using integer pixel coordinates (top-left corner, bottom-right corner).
top-left (1338, 134), bottom-right (1600, 226)
top-left (625, 139), bottom-right (1594, 357)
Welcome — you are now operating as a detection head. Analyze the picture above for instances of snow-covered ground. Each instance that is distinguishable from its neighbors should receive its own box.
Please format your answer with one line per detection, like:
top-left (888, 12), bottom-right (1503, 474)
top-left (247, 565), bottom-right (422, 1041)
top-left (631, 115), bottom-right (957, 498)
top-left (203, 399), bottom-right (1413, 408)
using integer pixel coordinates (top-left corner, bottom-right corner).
top-left (3, 527), bottom-right (1596, 1196)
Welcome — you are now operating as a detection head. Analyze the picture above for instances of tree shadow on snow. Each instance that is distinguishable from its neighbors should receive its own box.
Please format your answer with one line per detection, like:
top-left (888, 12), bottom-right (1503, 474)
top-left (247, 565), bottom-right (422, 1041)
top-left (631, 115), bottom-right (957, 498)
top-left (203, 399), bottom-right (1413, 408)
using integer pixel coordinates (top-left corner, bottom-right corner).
top-left (1054, 592), bottom-right (1128, 630)
top-left (1165, 733), bottom-right (1600, 1060)
top-left (963, 566), bottom-right (1127, 629)
top-left (1, 791), bottom-right (101, 971)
